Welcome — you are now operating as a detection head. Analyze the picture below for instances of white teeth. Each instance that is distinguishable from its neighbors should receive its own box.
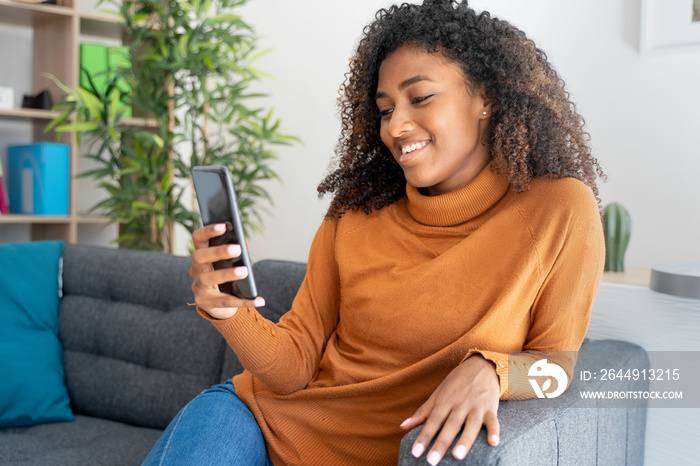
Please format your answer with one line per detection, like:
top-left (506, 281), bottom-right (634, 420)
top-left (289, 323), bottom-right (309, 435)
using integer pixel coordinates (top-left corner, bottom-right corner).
top-left (401, 141), bottom-right (428, 155)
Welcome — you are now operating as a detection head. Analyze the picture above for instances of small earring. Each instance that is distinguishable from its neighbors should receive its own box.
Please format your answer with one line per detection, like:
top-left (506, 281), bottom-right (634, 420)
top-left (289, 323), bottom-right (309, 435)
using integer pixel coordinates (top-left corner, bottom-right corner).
top-left (482, 111), bottom-right (487, 115)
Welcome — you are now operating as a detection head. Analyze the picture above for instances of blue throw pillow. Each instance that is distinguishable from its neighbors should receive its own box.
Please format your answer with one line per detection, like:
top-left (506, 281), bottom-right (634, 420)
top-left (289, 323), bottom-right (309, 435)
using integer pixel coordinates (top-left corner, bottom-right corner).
top-left (0, 241), bottom-right (74, 427)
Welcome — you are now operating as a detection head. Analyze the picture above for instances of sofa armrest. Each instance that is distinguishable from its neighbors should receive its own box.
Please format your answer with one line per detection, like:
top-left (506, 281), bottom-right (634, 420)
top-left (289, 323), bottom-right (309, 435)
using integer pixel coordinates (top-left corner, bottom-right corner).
top-left (398, 339), bottom-right (649, 465)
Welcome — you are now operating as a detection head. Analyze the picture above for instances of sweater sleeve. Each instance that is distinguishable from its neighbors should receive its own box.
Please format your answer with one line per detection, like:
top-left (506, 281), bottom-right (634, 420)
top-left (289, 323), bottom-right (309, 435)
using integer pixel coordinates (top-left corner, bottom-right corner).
top-left (199, 217), bottom-right (341, 395)
top-left (462, 186), bottom-right (605, 400)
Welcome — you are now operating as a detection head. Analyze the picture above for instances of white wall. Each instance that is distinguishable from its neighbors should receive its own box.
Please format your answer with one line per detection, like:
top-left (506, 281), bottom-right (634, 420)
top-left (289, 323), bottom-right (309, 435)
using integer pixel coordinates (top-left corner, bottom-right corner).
top-left (184, 0), bottom-right (699, 269)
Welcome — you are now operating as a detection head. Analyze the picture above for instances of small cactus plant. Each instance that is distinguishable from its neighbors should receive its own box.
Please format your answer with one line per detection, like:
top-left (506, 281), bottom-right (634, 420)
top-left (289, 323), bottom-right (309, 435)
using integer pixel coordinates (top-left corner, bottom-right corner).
top-left (603, 202), bottom-right (631, 272)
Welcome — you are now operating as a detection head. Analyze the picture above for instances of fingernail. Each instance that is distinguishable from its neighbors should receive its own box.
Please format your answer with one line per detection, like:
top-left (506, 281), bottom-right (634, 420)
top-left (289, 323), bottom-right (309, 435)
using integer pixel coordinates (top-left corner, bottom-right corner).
top-left (490, 434), bottom-right (500, 446)
top-left (227, 244), bottom-right (241, 255)
top-left (234, 267), bottom-right (247, 277)
top-left (411, 443), bottom-right (425, 458)
top-left (214, 224), bottom-right (226, 232)
top-left (427, 451), bottom-right (441, 466)
top-left (400, 418), bottom-right (411, 428)
top-left (253, 297), bottom-right (265, 307)
top-left (453, 445), bottom-right (467, 459)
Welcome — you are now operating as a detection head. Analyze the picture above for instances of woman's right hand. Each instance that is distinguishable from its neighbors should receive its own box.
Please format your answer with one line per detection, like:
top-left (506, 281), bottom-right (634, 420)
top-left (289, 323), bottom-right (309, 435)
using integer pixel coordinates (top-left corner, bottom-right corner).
top-left (190, 223), bottom-right (265, 320)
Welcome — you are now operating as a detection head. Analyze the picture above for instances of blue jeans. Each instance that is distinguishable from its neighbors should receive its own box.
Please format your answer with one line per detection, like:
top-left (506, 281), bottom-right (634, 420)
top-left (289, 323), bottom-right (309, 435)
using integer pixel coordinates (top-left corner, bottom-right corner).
top-left (142, 380), bottom-right (273, 466)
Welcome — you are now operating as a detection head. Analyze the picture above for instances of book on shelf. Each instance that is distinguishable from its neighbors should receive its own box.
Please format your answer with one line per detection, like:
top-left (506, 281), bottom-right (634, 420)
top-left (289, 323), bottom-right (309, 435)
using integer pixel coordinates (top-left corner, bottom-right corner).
top-left (7, 143), bottom-right (70, 216)
top-left (0, 160), bottom-right (10, 215)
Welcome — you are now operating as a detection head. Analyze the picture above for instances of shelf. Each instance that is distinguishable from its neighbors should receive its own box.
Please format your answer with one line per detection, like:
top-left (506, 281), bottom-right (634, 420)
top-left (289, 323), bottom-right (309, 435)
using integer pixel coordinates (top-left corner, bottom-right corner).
top-left (0, 1), bottom-right (73, 26)
top-left (1, 1), bottom-right (127, 245)
top-left (123, 115), bottom-right (158, 129)
top-left (0, 108), bottom-right (156, 129)
top-left (76, 215), bottom-right (112, 224)
top-left (0, 107), bottom-right (60, 121)
top-left (0, 214), bottom-right (71, 223)
top-left (0, 2), bottom-right (124, 35)
top-left (79, 10), bottom-right (120, 24)
top-left (0, 214), bottom-right (112, 224)
top-left (80, 10), bottom-right (123, 38)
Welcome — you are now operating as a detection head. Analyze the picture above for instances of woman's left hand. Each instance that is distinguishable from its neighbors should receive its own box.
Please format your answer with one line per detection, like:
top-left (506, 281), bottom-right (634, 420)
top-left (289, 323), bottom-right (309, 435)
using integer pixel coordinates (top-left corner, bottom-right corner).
top-left (400, 354), bottom-right (501, 465)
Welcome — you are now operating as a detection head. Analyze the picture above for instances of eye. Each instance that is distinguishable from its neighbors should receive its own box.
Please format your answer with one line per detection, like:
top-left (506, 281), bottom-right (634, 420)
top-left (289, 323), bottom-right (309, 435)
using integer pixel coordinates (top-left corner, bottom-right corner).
top-left (411, 94), bottom-right (434, 105)
top-left (378, 108), bottom-right (393, 118)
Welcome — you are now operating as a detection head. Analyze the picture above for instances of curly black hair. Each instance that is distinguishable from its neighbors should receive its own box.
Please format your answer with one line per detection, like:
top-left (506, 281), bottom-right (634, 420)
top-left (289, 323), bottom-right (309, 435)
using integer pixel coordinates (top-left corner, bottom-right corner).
top-left (317, 0), bottom-right (605, 218)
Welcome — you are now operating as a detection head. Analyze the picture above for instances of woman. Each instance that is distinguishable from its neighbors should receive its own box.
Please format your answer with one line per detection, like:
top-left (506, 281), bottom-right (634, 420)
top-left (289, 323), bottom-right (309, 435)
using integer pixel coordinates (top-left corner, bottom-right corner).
top-left (144, 1), bottom-right (605, 465)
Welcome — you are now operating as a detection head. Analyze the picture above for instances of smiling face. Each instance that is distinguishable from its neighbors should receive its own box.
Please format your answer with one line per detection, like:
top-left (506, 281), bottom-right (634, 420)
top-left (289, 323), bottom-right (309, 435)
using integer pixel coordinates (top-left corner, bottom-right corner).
top-left (376, 45), bottom-right (493, 196)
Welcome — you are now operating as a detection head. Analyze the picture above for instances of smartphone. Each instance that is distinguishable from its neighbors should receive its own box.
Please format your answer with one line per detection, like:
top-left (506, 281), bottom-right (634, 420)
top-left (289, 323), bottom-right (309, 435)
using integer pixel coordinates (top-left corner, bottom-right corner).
top-left (191, 166), bottom-right (257, 300)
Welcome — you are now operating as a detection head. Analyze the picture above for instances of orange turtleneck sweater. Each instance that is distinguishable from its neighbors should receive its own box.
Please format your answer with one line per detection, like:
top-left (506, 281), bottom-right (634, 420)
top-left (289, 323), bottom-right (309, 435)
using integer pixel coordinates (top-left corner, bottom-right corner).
top-left (201, 164), bottom-right (605, 465)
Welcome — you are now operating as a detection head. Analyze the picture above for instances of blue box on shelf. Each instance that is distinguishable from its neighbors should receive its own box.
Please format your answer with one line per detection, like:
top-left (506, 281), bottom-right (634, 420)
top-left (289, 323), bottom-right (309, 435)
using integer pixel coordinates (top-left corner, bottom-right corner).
top-left (7, 143), bottom-right (70, 216)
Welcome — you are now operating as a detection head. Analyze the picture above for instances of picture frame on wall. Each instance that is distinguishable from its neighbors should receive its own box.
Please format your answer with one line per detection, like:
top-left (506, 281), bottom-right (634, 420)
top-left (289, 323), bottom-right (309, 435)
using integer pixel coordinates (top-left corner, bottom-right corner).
top-left (640, 0), bottom-right (700, 53)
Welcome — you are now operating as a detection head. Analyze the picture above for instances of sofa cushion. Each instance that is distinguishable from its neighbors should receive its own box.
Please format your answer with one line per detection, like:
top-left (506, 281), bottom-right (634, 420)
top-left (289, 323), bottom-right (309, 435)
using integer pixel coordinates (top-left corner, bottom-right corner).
top-left (0, 241), bottom-right (73, 428)
top-left (0, 414), bottom-right (161, 465)
top-left (253, 259), bottom-right (307, 323)
top-left (59, 244), bottom-right (228, 429)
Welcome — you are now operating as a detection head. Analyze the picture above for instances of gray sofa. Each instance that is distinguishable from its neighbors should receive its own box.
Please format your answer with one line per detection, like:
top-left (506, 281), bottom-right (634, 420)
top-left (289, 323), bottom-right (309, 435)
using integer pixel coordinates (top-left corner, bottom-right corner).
top-left (0, 244), bottom-right (649, 465)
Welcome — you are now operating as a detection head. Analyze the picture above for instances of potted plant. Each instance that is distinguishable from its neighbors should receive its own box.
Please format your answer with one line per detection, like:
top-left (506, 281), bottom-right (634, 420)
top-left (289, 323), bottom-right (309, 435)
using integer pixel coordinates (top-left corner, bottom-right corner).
top-left (48, 0), bottom-right (297, 252)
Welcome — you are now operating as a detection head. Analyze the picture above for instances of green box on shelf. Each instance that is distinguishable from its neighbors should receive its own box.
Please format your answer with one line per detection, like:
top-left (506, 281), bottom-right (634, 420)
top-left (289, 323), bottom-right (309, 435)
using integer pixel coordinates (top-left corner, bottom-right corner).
top-left (7, 143), bottom-right (70, 216)
top-left (80, 43), bottom-right (132, 118)
top-left (79, 43), bottom-right (108, 95)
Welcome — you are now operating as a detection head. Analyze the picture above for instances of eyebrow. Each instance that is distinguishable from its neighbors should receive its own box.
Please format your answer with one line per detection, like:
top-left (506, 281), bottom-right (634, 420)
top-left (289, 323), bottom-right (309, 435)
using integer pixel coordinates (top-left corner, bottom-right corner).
top-left (375, 75), bottom-right (434, 99)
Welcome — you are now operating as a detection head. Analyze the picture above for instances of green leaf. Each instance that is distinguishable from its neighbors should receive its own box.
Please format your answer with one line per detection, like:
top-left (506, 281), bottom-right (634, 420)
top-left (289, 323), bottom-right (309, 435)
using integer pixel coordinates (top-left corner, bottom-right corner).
top-left (132, 201), bottom-right (154, 210)
top-left (178, 31), bottom-right (190, 58)
top-left (56, 122), bottom-right (100, 133)
top-left (45, 107), bottom-right (73, 134)
top-left (108, 87), bottom-right (121, 122)
top-left (43, 73), bottom-right (75, 96)
top-left (203, 54), bottom-right (215, 71)
top-left (77, 167), bottom-right (115, 179)
top-left (77, 88), bottom-right (104, 121)
top-left (248, 48), bottom-right (272, 63)
top-left (205, 13), bottom-right (241, 24)
top-left (152, 134), bottom-right (165, 148)
top-left (161, 168), bottom-right (172, 192)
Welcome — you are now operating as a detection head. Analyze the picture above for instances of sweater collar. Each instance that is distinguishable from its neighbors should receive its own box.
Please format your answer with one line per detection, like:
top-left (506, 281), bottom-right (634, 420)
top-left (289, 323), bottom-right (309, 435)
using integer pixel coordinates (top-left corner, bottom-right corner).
top-left (405, 163), bottom-right (510, 227)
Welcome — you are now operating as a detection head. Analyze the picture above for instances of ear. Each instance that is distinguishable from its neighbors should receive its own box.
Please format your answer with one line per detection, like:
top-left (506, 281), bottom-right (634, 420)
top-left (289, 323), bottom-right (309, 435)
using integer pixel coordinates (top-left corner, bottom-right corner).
top-left (488, 100), bottom-right (500, 115)
top-left (477, 87), bottom-right (498, 117)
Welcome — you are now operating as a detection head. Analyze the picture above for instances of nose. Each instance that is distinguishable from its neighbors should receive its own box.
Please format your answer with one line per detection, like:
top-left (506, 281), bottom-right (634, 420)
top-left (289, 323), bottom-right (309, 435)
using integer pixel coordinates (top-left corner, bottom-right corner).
top-left (386, 105), bottom-right (415, 138)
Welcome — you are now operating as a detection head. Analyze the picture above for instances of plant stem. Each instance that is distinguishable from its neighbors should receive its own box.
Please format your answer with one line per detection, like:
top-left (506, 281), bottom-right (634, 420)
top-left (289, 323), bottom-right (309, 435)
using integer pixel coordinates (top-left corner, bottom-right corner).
top-left (166, 75), bottom-right (176, 253)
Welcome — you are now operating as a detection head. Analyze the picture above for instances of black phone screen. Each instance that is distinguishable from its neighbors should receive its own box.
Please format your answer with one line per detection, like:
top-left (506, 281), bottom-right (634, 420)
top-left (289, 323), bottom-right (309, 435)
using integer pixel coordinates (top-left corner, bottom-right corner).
top-left (191, 167), bottom-right (256, 299)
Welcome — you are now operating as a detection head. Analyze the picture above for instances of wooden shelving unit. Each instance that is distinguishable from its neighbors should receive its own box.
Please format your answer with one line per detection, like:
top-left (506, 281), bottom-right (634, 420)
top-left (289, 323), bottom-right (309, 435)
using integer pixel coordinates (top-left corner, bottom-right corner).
top-left (0, 0), bottom-right (124, 243)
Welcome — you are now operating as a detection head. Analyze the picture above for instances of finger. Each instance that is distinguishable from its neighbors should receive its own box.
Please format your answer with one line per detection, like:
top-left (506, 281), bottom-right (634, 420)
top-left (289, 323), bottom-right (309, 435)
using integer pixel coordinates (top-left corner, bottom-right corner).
top-left (194, 266), bottom-right (249, 290)
top-left (400, 397), bottom-right (435, 431)
top-left (483, 410), bottom-right (500, 446)
top-left (192, 223), bottom-right (229, 250)
top-left (425, 410), bottom-right (470, 466)
top-left (452, 414), bottom-right (487, 460)
top-left (191, 244), bottom-right (242, 276)
top-left (410, 404), bottom-right (450, 459)
top-left (209, 296), bottom-right (265, 311)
